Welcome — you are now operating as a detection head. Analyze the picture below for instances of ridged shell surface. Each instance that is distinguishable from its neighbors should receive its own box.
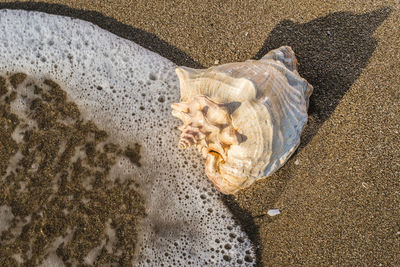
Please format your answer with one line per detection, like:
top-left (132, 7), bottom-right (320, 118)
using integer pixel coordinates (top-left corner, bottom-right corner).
top-left (172, 46), bottom-right (313, 194)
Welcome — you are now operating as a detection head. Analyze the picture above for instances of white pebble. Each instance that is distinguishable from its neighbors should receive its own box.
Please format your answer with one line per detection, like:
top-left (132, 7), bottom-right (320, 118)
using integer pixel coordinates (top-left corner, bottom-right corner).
top-left (267, 209), bottom-right (281, 216)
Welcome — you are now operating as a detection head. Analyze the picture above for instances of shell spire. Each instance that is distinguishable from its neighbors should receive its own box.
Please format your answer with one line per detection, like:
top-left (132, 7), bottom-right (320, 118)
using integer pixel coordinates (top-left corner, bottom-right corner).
top-left (172, 46), bottom-right (313, 194)
top-left (171, 95), bottom-right (242, 161)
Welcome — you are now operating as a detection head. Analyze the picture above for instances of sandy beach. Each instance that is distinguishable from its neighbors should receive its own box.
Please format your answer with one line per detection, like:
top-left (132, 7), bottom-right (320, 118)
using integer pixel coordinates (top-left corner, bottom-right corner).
top-left (0, 0), bottom-right (399, 265)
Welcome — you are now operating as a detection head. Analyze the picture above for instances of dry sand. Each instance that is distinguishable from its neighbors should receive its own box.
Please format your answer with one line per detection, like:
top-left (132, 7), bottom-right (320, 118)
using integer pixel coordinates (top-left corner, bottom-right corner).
top-left (0, 0), bottom-right (399, 266)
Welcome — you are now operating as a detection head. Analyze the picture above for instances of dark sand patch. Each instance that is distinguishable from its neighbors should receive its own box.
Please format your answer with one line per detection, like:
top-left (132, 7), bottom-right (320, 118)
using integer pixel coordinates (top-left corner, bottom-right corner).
top-left (0, 73), bottom-right (145, 265)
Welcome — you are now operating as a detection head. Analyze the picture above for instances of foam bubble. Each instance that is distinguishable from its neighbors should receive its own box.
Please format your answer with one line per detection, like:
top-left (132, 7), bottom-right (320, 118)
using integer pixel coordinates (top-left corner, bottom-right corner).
top-left (0, 9), bottom-right (255, 266)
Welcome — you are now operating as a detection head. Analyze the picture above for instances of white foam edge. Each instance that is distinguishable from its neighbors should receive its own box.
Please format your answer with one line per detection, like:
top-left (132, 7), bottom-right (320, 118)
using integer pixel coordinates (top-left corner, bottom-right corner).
top-left (0, 9), bottom-right (255, 266)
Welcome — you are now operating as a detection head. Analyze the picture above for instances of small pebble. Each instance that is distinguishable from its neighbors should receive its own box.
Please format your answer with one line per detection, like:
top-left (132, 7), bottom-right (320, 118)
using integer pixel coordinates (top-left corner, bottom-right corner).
top-left (294, 159), bottom-right (300, 165)
top-left (267, 209), bottom-right (280, 217)
top-left (214, 59), bottom-right (220, 65)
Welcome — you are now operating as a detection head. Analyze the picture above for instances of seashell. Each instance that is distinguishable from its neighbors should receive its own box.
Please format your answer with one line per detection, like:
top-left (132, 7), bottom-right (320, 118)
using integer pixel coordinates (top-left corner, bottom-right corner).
top-left (171, 46), bottom-right (313, 194)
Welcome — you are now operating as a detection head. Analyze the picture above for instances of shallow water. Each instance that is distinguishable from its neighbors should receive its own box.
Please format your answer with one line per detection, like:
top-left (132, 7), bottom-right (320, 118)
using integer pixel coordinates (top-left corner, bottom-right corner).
top-left (0, 9), bottom-right (256, 266)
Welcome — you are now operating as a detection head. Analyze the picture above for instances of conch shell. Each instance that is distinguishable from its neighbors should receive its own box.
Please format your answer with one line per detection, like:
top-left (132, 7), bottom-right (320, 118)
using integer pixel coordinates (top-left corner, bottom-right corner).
top-left (171, 46), bottom-right (313, 194)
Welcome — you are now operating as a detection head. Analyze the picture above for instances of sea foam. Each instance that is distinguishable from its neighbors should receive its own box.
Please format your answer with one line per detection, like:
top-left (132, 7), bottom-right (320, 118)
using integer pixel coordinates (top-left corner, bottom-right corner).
top-left (0, 9), bottom-right (255, 266)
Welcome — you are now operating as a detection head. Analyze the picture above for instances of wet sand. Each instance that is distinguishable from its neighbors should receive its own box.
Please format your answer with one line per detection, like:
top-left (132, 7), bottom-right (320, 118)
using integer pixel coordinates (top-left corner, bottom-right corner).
top-left (0, 0), bottom-right (399, 265)
top-left (0, 73), bottom-right (145, 265)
